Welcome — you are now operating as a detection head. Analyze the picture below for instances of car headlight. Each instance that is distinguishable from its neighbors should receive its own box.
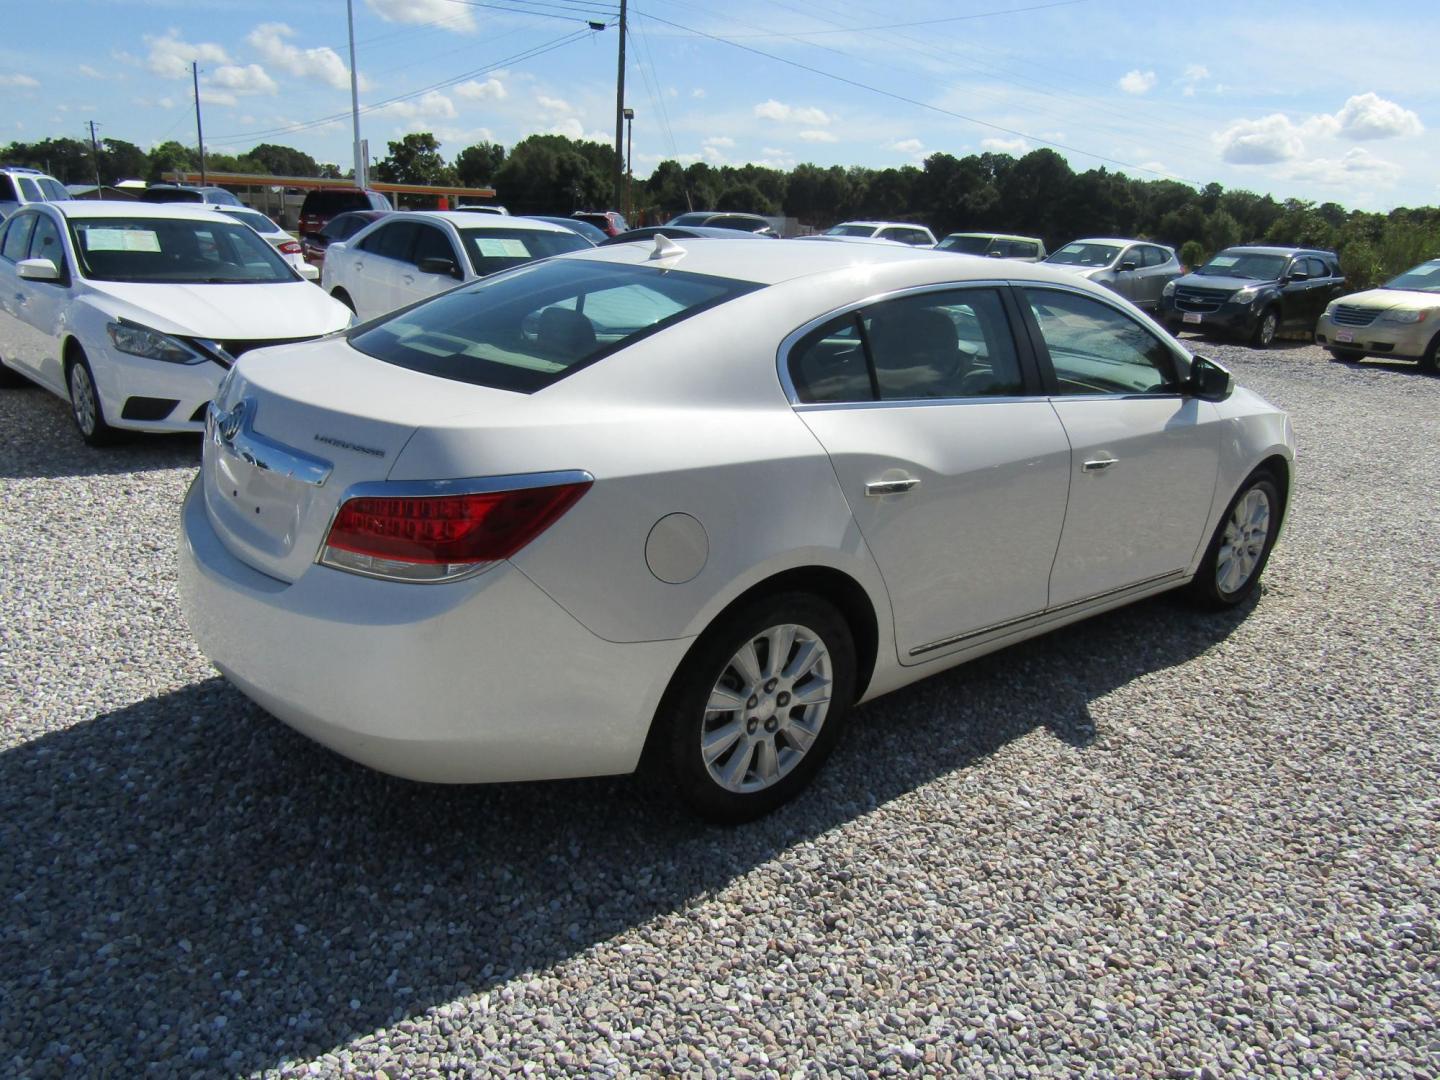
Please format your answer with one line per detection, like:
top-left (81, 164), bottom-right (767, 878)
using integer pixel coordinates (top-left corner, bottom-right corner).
top-left (1323, 301), bottom-right (1337, 318)
top-left (1377, 309), bottom-right (1428, 325)
top-left (1231, 285), bottom-right (1259, 304)
top-left (107, 320), bottom-right (205, 364)
top-left (1162, 281), bottom-right (1177, 297)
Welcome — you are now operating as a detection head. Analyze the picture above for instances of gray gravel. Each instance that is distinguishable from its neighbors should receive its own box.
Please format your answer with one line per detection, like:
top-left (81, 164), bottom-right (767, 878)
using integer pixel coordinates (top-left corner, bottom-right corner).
top-left (2, 341), bottom-right (1437, 1078)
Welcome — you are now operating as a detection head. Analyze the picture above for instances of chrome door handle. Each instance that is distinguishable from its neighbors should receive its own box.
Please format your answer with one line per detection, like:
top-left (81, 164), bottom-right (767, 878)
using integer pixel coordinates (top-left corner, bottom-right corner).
top-left (865, 477), bottom-right (921, 496)
top-left (14, 293), bottom-right (25, 305)
top-left (354, 262), bottom-right (364, 270)
top-left (1082, 457), bottom-right (1118, 472)
top-left (402, 274), bottom-right (414, 284)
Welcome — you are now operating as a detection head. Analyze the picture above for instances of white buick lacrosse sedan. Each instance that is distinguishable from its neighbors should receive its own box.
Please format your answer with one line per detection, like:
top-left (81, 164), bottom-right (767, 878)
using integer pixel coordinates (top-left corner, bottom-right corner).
top-left (179, 238), bottom-right (1294, 821)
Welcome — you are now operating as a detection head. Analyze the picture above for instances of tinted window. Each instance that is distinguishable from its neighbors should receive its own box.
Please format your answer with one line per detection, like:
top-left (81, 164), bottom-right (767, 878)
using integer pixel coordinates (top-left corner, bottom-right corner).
top-left (350, 261), bottom-right (758, 394)
top-left (1008, 241), bottom-right (1040, 259)
top-left (825, 224), bottom-right (877, 237)
top-left (38, 178), bottom-right (70, 201)
top-left (28, 215), bottom-right (65, 272)
top-left (0, 175), bottom-right (16, 202)
top-left (2, 213), bottom-right (37, 262)
top-left (789, 315), bottom-right (871, 403)
top-left (69, 216), bottom-right (295, 284)
top-left (140, 187), bottom-right (204, 203)
top-left (1026, 288), bottom-right (1177, 395)
top-left (667, 213), bottom-right (709, 227)
top-left (938, 235), bottom-right (992, 255)
top-left (878, 228), bottom-right (929, 246)
top-left (865, 289), bottom-right (1021, 399)
top-left (18, 177), bottom-right (42, 201)
top-left (358, 222), bottom-right (417, 261)
top-left (459, 227), bottom-right (591, 277)
top-left (302, 190), bottom-right (370, 216)
top-left (1141, 246), bottom-right (1168, 268)
top-left (322, 213), bottom-right (364, 240)
top-left (1302, 257), bottom-right (1327, 278)
top-left (412, 224), bottom-right (457, 269)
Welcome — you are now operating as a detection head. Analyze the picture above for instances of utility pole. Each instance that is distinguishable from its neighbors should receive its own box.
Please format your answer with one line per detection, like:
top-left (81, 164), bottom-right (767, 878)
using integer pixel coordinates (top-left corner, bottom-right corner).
top-left (87, 120), bottom-right (102, 193)
top-left (192, 61), bottom-right (207, 186)
top-left (624, 107), bottom-right (634, 221)
top-left (346, 0), bottom-right (366, 188)
top-left (612, 0), bottom-right (627, 210)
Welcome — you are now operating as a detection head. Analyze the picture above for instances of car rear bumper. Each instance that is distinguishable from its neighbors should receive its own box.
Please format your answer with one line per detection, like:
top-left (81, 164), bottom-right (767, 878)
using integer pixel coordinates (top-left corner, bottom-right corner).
top-left (178, 475), bottom-right (691, 783)
top-left (1315, 314), bottom-right (1434, 359)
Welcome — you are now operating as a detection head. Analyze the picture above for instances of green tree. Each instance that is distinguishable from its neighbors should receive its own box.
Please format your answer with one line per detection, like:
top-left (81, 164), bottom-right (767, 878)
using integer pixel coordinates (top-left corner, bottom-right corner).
top-left (147, 140), bottom-right (195, 182)
top-left (373, 133), bottom-right (456, 186)
top-left (99, 138), bottom-right (149, 183)
top-left (246, 143), bottom-right (322, 177)
top-left (717, 182), bottom-right (776, 214)
top-left (454, 141), bottom-right (505, 187)
top-left (492, 134), bottom-right (614, 213)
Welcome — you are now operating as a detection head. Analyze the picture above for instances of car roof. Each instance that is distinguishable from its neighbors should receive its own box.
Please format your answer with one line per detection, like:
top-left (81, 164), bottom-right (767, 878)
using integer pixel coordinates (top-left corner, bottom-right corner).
top-left (1221, 245), bottom-right (1329, 257)
top-left (43, 199), bottom-right (247, 222)
top-left (944, 232), bottom-right (1042, 243)
top-left (607, 226), bottom-right (771, 242)
top-left (407, 210), bottom-right (571, 233)
top-left (1064, 237), bottom-right (1154, 246)
top-left (560, 235), bottom-right (1095, 287)
top-left (836, 220), bottom-right (930, 229)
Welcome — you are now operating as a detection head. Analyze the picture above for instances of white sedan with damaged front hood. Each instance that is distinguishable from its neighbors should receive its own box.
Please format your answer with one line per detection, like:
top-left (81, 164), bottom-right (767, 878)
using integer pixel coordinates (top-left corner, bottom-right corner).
top-left (0, 201), bottom-right (352, 445)
top-left (179, 237), bottom-right (1295, 822)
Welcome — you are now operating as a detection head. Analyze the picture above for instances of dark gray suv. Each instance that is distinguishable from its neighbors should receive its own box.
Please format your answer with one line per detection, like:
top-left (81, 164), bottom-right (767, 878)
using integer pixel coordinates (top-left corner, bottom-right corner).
top-left (1160, 246), bottom-right (1346, 348)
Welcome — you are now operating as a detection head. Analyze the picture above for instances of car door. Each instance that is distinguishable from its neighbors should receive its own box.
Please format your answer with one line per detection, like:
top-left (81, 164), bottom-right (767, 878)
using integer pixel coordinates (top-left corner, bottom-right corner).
top-left (348, 221), bottom-right (418, 317)
top-left (17, 212), bottom-right (72, 391)
top-left (0, 210), bottom-right (52, 381)
top-left (1019, 285), bottom-right (1221, 607)
top-left (399, 222), bottom-right (463, 305)
top-left (785, 285), bottom-right (1072, 664)
top-left (1110, 245), bottom-right (1142, 303)
top-left (1131, 246), bottom-right (1167, 310)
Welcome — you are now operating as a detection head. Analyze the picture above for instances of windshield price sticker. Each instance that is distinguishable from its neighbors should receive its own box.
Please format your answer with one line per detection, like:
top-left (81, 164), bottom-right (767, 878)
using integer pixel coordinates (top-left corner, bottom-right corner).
top-left (476, 238), bottom-right (531, 258)
top-left (83, 228), bottom-right (162, 253)
top-left (1210, 255), bottom-right (1239, 267)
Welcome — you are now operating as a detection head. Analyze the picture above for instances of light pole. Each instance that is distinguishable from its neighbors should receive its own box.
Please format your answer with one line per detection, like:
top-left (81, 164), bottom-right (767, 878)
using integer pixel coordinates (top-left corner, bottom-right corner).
top-left (623, 106), bottom-right (634, 221)
top-left (346, 0), bottom-right (366, 188)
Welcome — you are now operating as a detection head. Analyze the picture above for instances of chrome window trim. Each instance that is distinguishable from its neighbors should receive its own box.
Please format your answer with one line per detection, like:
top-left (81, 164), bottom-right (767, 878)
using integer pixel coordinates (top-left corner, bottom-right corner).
top-left (776, 278), bottom-right (1013, 405)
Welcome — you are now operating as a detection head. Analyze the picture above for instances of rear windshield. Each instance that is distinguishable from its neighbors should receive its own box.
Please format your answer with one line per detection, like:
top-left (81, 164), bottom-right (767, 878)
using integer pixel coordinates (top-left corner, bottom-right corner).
top-left (667, 213), bottom-right (710, 226)
top-left (221, 208), bottom-right (282, 234)
top-left (938, 235), bottom-right (992, 255)
top-left (302, 190), bottom-right (370, 216)
top-left (825, 224), bottom-right (876, 237)
top-left (140, 187), bottom-right (204, 203)
top-left (1046, 243), bottom-right (1120, 267)
top-left (350, 259), bottom-right (760, 393)
top-left (458, 227), bottom-right (592, 276)
top-left (1196, 251), bottom-right (1288, 280)
top-left (1383, 260), bottom-right (1440, 293)
top-left (69, 216), bottom-right (296, 284)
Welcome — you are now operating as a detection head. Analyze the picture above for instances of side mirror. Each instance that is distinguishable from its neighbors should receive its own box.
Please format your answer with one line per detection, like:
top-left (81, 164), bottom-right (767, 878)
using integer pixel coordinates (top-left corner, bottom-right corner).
top-left (417, 256), bottom-right (461, 278)
top-left (1286, 270), bottom-right (1308, 283)
top-left (1186, 355), bottom-right (1233, 402)
top-left (17, 257), bottom-right (60, 282)
top-left (298, 262), bottom-right (320, 282)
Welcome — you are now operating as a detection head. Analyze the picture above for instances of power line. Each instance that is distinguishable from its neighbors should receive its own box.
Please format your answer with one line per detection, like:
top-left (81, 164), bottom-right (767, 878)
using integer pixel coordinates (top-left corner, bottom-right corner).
top-left (722, 0), bottom-right (1094, 37)
top-left (631, 6), bottom-right (1195, 182)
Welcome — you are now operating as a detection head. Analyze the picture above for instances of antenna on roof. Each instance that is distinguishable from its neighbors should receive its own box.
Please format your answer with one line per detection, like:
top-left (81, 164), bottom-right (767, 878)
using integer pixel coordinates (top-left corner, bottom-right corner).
top-left (649, 234), bottom-right (685, 261)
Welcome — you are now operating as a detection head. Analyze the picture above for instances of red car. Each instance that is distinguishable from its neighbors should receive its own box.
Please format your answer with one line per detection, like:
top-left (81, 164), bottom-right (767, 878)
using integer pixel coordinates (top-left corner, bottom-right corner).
top-left (297, 188), bottom-right (393, 240)
top-left (571, 210), bottom-right (630, 238)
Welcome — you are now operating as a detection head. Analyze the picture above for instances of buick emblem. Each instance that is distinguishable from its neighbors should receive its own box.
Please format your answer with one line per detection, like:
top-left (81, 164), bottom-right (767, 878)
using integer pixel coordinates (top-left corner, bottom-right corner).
top-left (215, 398), bottom-right (248, 443)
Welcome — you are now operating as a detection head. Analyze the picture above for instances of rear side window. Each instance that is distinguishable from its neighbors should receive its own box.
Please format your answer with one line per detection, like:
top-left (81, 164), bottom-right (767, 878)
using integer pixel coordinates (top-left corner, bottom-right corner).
top-left (350, 260), bottom-right (759, 393)
top-left (18, 177), bottom-right (42, 201)
top-left (1142, 246), bottom-right (1168, 267)
top-left (0, 175), bottom-right (16, 202)
top-left (2, 213), bottom-right (37, 261)
top-left (39, 178), bottom-right (70, 201)
top-left (460, 228), bottom-right (591, 276)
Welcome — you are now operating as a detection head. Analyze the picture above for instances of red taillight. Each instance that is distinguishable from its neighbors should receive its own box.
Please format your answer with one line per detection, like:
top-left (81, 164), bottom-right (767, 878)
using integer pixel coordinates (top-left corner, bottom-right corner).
top-left (322, 481), bottom-right (590, 580)
top-left (279, 240), bottom-right (303, 255)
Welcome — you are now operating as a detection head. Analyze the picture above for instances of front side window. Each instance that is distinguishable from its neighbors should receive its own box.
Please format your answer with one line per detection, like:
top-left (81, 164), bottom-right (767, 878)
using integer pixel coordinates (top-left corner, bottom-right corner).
top-left (413, 225), bottom-right (458, 269)
top-left (1025, 288), bottom-right (1178, 395)
top-left (350, 260), bottom-right (759, 394)
top-left (1008, 241), bottom-right (1040, 259)
top-left (68, 216), bottom-right (296, 284)
top-left (789, 288), bottom-right (1024, 403)
top-left (459, 228), bottom-right (591, 277)
top-left (358, 222), bottom-right (417, 261)
top-left (28, 215), bottom-right (65, 273)
top-left (1, 212), bottom-right (37, 262)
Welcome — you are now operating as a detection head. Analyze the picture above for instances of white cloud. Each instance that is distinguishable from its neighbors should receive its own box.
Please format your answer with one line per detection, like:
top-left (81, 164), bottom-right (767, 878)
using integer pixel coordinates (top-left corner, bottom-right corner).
top-left (455, 77), bottom-right (507, 102)
top-left (703, 136), bottom-right (735, 148)
top-left (691, 88), bottom-right (706, 99)
top-left (1332, 92), bottom-right (1423, 141)
top-left (144, 30), bottom-right (229, 80)
top-left (1178, 63), bottom-right (1209, 97)
top-left (77, 65), bottom-right (106, 80)
top-left (891, 138), bottom-right (924, 155)
top-left (754, 99), bottom-right (831, 125)
top-left (1118, 69), bottom-right (1157, 95)
top-left (209, 63), bottom-right (277, 96)
top-left (378, 90), bottom-right (458, 122)
top-left (982, 137), bottom-right (1028, 154)
top-left (200, 89), bottom-right (238, 108)
top-left (247, 23), bottom-right (356, 91)
top-left (546, 117), bottom-right (609, 143)
top-left (1214, 114), bottom-right (1306, 164)
top-left (0, 74), bottom-right (39, 88)
top-left (1289, 147), bottom-right (1402, 187)
top-left (537, 95), bottom-right (571, 113)
top-left (366, 0), bottom-right (474, 32)
top-left (799, 129), bottom-right (838, 143)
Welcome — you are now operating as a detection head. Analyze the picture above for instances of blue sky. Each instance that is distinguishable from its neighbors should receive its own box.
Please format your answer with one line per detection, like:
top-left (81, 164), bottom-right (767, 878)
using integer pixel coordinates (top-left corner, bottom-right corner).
top-left (2, 0), bottom-right (1436, 211)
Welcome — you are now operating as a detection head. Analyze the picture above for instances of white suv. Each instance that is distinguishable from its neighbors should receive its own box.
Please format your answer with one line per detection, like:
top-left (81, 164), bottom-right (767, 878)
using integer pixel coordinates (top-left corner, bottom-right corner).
top-left (0, 166), bottom-right (70, 221)
top-left (821, 220), bottom-right (936, 247)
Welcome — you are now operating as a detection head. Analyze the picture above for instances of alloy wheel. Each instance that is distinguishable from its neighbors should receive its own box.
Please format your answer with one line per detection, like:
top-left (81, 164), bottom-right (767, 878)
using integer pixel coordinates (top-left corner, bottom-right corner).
top-left (1216, 487), bottom-right (1271, 595)
top-left (70, 364), bottom-right (97, 437)
top-left (701, 623), bottom-right (833, 794)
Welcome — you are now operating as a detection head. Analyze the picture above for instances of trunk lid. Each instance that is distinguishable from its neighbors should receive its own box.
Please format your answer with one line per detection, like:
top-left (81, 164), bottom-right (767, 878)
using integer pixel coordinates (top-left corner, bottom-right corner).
top-left (201, 335), bottom-right (529, 583)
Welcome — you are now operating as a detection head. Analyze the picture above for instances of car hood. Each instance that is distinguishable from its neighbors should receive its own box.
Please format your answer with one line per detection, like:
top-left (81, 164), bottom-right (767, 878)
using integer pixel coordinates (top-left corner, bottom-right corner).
top-left (1045, 263), bottom-right (1107, 277)
top-left (1333, 287), bottom-right (1440, 312)
top-left (1174, 273), bottom-right (1274, 291)
top-left (85, 279), bottom-right (352, 339)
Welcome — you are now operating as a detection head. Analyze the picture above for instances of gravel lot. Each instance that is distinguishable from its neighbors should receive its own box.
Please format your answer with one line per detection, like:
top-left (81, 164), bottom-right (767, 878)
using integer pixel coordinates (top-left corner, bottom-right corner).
top-left (1, 341), bottom-right (1437, 1078)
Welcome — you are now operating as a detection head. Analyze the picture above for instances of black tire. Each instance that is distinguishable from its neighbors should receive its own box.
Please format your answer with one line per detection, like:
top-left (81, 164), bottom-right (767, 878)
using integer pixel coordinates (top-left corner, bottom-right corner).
top-left (1420, 332), bottom-right (1440, 374)
top-left (330, 288), bottom-right (356, 314)
top-left (1250, 307), bottom-right (1279, 348)
top-left (1186, 474), bottom-right (1282, 610)
top-left (66, 350), bottom-right (122, 447)
top-left (646, 592), bottom-right (857, 823)
top-left (1328, 349), bottom-right (1366, 363)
